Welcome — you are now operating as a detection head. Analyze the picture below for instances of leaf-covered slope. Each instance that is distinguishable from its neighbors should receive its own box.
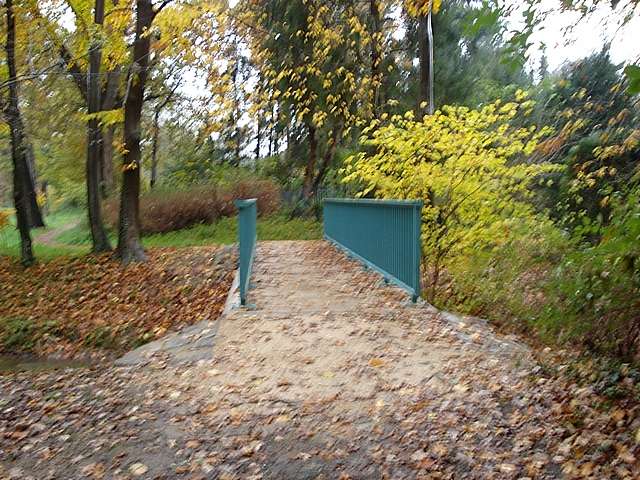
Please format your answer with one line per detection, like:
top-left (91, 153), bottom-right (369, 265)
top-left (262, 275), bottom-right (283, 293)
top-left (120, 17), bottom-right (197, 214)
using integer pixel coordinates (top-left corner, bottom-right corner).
top-left (0, 247), bottom-right (236, 357)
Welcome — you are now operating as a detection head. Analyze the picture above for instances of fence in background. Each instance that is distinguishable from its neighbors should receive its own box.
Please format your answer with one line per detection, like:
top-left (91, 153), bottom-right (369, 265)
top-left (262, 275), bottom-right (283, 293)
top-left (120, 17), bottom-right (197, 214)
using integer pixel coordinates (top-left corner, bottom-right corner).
top-left (323, 198), bottom-right (423, 301)
top-left (235, 199), bottom-right (257, 305)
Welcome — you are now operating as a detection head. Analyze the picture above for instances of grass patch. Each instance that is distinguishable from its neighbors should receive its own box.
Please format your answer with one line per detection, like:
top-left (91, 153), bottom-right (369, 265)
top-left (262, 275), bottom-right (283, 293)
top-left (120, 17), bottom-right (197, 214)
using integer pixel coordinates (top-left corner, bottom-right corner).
top-left (1, 208), bottom-right (321, 259)
top-left (0, 317), bottom-right (37, 351)
top-left (54, 220), bottom-right (95, 245)
top-left (0, 210), bottom-right (89, 259)
top-left (82, 326), bottom-right (119, 349)
top-left (0, 317), bottom-right (71, 352)
top-left (144, 214), bottom-right (322, 248)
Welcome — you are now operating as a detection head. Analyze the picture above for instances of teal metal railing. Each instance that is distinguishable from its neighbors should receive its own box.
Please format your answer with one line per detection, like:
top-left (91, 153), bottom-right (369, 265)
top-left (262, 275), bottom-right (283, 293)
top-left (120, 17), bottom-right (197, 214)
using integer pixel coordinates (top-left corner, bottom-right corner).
top-left (323, 198), bottom-right (423, 301)
top-left (235, 198), bottom-right (257, 305)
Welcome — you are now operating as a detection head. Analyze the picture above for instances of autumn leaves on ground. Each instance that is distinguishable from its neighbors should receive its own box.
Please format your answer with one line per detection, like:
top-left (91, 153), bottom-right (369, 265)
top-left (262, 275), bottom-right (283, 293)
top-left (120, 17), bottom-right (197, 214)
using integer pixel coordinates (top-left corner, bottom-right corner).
top-left (0, 247), bottom-right (235, 358)
top-left (2, 241), bottom-right (640, 479)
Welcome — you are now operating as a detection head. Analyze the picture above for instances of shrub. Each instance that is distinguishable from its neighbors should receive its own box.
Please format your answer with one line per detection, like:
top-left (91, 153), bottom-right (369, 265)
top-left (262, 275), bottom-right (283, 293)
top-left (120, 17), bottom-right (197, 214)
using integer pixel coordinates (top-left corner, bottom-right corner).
top-left (105, 180), bottom-right (281, 235)
top-left (223, 179), bottom-right (281, 217)
top-left (540, 190), bottom-right (640, 360)
top-left (342, 95), bottom-right (560, 301)
top-left (442, 222), bottom-right (570, 330)
top-left (443, 188), bottom-right (640, 362)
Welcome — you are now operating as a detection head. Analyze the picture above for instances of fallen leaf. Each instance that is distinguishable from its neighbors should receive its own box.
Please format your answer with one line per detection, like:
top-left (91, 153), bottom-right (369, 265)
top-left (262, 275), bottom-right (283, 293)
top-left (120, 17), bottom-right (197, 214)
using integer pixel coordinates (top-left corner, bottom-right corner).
top-left (129, 463), bottom-right (148, 476)
top-left (368, 358), bottom-right (385, 368)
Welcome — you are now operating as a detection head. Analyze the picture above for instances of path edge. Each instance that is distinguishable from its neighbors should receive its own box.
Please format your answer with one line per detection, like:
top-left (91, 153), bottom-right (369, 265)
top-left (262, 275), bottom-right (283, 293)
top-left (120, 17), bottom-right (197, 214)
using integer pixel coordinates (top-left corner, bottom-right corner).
top-left (114, 269), bottom-right (240, 367)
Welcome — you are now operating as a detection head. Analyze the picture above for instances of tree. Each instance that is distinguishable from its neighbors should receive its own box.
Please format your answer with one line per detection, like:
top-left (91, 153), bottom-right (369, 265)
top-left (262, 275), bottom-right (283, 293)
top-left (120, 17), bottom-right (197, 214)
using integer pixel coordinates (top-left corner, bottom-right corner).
top-left (57, 1), bottom-right (129, 199)
top-left (29, 0), bottom-right (130, 251)
top-left (0, 1), bottom-right (45, 232)
top-left (400, 0), bottom-right (528, 110)
top-left (233, 0), bottom-right (374, 199)
top-left (86, 0), bottom-right (112, 252)
top-left (117, 0), bottom-right (151, 262)
top-left (406, 0), bottom-right (442, 115)
top-left (508, 0), bottom-right (640, 92)
top-left (342, 94), bottom-right (559, 300)
top-left (533, 49), bottom-right (639, 228)
top-left (2, 0), bottom-right (36, 265)
top-left (117, 0), bottom-right (172, 262)
top-left (149, 81), bottom-right (180, 188)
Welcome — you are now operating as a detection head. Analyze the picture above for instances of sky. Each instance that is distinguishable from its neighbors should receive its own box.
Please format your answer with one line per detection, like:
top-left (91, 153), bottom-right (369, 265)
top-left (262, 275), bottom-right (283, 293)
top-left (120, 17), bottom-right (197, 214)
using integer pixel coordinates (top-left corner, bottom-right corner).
top-left (394, 0), bottom-right (638, 77)
top-left (510, 0), bottom-right (640, 72)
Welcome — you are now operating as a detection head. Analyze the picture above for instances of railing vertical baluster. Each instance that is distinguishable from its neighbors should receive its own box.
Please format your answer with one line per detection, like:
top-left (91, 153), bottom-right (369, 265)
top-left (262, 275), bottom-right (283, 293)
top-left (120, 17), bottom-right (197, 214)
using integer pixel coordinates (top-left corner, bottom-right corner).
top-left (235, 198), bottom-right (257, 306)
top-left (323, 198), bottom-right (423, 301)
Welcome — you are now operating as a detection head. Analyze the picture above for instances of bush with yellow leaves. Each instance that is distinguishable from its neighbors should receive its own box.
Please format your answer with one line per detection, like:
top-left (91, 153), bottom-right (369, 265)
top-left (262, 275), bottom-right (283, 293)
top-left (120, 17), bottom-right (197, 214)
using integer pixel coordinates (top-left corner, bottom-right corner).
top-left (342, 95), bottom-right (561, 301)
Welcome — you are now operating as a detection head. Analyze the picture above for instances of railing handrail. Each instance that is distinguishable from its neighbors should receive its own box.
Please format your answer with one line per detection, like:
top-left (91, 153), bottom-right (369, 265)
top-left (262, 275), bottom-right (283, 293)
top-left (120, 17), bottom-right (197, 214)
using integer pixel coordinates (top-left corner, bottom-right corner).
top-left (324, 197), bottom-right (423, 207)
top-left (323, 198), bottom-right (422, 301)
top-left (236, 199), bottom-right (257, 208)
top-left (235, 198), bottom-right (257, 306)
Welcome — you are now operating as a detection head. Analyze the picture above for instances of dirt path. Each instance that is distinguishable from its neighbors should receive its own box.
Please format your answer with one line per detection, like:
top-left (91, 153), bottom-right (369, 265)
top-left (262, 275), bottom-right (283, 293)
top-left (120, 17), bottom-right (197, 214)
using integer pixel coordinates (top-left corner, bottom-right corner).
top-left (1, 241), bottom-right (639, 479)
top-left (34, 218), bottom-right (81, 248)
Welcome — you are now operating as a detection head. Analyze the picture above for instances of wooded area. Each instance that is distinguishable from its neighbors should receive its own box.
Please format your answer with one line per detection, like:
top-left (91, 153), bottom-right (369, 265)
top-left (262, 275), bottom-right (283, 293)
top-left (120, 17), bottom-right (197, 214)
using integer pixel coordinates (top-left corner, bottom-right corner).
top-left (2, 1), bottom-right (640, 478)
top-left (1, 1), bottom-right (639, 360)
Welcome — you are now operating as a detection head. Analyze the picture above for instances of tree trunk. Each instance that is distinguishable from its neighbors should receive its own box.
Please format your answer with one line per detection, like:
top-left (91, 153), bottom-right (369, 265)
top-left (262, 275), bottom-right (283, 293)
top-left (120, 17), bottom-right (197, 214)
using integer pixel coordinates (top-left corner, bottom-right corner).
top-left (370, 0), bottom-right (382, 117)
top-left (150, 108), bottom-right (160, 189)
top-left (7, 34), bottom-right (44, 230)
top-left (285, 123), bottom-right (290, 159)
top-left (23, 139), bottom-right (44, 227)
top-left (117, 0), bottom-right (155, 263)
top-left (86, 0), bottom-right (112, 253)
top-left (255, 116), bottom-right (261, 161)
top-left (230, 52), bottom-right (242, 166)
top-left (311, 125), bottom-right (343, 194)
top-left (4, 0), bottom-right (34, 266)
top-left (149, 85), bottom-right (178, 189)
top-left (417, 12), bottom-right (434, 116)
top-left (273, 103), bottom-right (279, 153)
top-left (101, 125), bottom-right (116, 196)
top-left (99, 67), bottom-right (122, 198)
top-left (302, 123), bottom-right (318, 199)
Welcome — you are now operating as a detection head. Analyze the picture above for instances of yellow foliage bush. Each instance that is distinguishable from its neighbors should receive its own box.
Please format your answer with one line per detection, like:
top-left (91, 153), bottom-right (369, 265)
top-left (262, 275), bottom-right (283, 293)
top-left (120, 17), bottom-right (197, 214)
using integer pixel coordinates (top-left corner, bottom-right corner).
top-left (342, 97), bottom-right (561, 300)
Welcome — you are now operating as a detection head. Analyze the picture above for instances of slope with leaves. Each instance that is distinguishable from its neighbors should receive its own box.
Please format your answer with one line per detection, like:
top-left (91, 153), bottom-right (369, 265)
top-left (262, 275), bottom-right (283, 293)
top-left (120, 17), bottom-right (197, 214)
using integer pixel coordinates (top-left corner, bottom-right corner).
top-left (0, 246), bottom-right (236, 357)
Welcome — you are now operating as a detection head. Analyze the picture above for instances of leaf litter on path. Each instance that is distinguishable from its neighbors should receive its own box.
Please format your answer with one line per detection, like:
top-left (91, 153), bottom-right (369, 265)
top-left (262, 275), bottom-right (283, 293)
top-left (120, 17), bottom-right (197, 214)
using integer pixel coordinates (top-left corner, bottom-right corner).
top-left (1, 241), bottom-right (639, 479)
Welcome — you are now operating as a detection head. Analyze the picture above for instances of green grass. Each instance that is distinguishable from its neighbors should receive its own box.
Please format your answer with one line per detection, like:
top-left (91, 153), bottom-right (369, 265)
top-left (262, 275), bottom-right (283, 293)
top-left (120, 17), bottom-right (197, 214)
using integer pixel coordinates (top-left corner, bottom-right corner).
top-left (0, 210), bottom-right (89, 260)
top-left (1, 210), bottom-right (321, 259)
top-left (144, 215), bottom-right (322, 248)
top-left (54, 220), bottom-right (94, 245)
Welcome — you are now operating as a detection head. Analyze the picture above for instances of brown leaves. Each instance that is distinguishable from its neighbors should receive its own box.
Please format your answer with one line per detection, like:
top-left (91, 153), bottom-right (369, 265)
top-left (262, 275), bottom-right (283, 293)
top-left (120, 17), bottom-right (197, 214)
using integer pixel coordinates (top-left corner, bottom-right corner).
top-left (0, 247), bottom-right (235, 357)
top-left (81, 462), bottom-right (105, 478)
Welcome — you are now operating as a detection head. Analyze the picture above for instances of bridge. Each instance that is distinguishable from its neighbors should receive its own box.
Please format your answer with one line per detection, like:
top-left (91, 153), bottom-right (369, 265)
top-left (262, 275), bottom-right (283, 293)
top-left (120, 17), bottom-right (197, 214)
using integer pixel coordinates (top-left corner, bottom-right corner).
top-left (109, 199), bottom-right (541, 478)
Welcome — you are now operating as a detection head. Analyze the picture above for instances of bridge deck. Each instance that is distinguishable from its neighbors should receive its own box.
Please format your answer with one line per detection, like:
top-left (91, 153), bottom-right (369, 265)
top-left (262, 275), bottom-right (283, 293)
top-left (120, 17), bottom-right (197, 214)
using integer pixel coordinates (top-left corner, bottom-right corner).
top-left (189, 240), bottom-right (539, 478)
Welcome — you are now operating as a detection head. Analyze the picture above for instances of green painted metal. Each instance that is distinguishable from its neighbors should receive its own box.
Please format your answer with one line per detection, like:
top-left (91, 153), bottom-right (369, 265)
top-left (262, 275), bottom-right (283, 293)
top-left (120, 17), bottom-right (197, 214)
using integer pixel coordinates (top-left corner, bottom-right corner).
top-left (323, 198), bottom-right (423, 301)
top-left (235, 198), bottom-right (257, 306)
